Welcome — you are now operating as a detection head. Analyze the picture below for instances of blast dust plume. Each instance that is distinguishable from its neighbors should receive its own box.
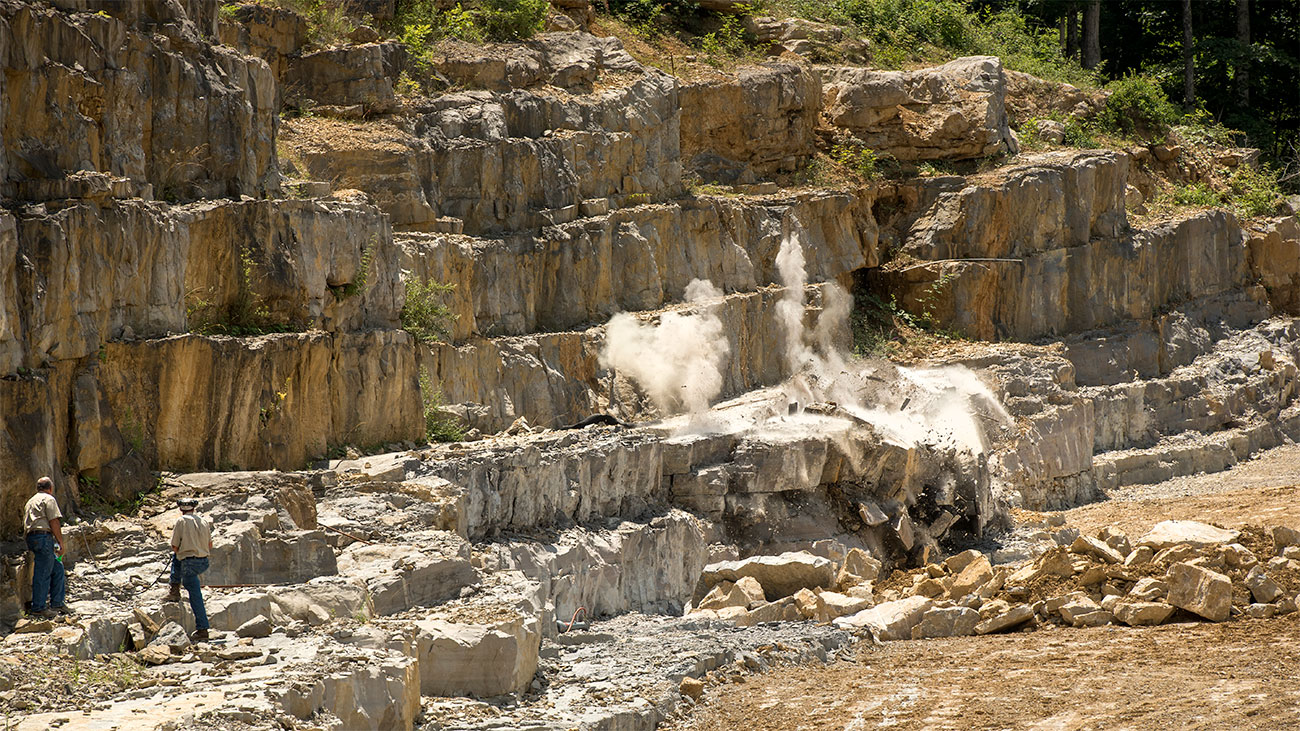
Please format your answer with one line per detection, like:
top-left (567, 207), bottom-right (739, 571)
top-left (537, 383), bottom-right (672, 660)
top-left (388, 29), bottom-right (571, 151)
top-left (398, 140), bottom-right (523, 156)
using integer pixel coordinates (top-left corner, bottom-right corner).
top-left (598, 279), bottom-right (731, 416)
top-left (599, 221), bottom-right (1011, 458)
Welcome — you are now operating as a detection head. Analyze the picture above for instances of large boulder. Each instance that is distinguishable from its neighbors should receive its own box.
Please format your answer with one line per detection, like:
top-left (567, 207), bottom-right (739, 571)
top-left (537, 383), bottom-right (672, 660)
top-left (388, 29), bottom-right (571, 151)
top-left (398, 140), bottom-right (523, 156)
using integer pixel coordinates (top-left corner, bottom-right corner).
top-left (1166, 562), bottom-right (1232, 622)
top-left (413, 616), bottom-right (541, 697)
top-left (821, 56), bottom-right (1016, 161)
top-left (1138, 520), bottom-right (1240, 550)
top-left (948, 554), bottom-right (994, 598)
top-left (697, 552), bottom-right (835, 602)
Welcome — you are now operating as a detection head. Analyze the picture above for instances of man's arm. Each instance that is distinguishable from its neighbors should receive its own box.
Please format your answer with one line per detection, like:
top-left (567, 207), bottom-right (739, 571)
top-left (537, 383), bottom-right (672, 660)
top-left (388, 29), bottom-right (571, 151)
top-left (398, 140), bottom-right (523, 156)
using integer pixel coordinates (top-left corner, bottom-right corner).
top-left (50, 517), bottom-right (64, 557)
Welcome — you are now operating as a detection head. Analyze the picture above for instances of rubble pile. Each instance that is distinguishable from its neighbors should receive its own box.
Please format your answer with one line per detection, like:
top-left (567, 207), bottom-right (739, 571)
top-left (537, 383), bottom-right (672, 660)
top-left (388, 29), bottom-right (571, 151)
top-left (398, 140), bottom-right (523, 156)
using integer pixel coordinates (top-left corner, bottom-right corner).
top-left (683, 519), bottom-right (1300, 643)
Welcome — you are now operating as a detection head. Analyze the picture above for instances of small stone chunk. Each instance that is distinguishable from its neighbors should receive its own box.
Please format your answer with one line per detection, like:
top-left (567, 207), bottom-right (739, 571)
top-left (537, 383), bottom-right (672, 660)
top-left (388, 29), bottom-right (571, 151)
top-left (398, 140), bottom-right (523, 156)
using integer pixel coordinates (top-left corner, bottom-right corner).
top-left (975, 604), bottom-right (1034, 635)
top-left (1246, 603), bottom-right (1277, 619)
top-left (1036, 547), bottom-right (1075, 578)
top-left (911, 606), bottom-right (980, 639)
top-left (1245, 566), bottom-right (1284, 604)
top-left (679, 676), bottom-right (705, 701)
top-left (1153, 545), bottom-right (1200, 566)
top-left (814, 590), bottom-right (873, 621)
top-left (137, 645), bottom-right (175, 666)
top-left (1124, 545), bottom-right (1155, 568)
top-left (13, 619), bottom-right (54, 634)
top-left (1113, 601), bottom-right (1175, 626)
top-left (944, 549), bottom-right (983, 575)
top-left (1098, 526), bottom-right (1132, 558)
top-left (149, 621), bottom-right (191, 652)
top-left (1059, 596), bottom-right (1110, 627)
top-left (1071, 535), bottom-right (1124, 564)
top-left (236, 615), bottom-right (273, 639)
top-left (1218, 543), bottom-right (1259, 569)
top-left (1272, 525), bottom-right (1300, 550)
top-left (1128, 578), bottom-right (1168, 602)
top-left (836, 548), bottom-right (882, 590)
top-left (1267, 557), bottom-right (1299, 572)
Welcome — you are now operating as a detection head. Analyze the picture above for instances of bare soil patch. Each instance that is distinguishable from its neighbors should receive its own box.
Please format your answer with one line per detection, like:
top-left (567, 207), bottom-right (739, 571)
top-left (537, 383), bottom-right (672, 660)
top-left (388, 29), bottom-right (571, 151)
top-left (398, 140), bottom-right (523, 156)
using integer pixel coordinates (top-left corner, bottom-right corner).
top-left (673, 616), bottom-right (1300, 731)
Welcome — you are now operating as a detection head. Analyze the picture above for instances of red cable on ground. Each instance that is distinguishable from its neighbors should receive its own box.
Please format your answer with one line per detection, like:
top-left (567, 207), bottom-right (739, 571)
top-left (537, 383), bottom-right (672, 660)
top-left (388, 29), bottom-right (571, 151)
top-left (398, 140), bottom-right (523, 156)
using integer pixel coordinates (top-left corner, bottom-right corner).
top-left (559, 606), bottom-right (587, 633)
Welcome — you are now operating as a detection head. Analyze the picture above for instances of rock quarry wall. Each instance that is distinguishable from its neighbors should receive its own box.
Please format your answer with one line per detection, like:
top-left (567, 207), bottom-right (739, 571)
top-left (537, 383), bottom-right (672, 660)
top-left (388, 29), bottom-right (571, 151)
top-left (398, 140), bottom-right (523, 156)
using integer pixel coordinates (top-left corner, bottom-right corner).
top-left (1, 0), bottom-right (1299, 540)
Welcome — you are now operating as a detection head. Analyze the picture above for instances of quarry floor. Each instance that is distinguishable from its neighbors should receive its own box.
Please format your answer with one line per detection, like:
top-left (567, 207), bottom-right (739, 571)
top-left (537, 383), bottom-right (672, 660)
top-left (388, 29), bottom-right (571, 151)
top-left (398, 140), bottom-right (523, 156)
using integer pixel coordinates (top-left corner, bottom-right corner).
top-left (670, 443), bottom-right (1300, 731)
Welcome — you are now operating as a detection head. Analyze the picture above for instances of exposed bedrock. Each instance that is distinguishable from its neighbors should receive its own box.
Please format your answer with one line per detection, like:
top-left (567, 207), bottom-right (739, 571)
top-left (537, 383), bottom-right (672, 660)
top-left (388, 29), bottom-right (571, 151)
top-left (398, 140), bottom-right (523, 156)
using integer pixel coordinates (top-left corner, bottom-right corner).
top-left (281, 47), bottom-right (683, 235)
top-left (0, 330), bottom-right (422, 534)
top-left (411, 397), bottom-right (998, 569)
top-left (679, 62), bottom-right (822, 183)
top-left (422, 284), bottom-right (839, 434)
top-left (0, 198), bottom-right (399, 374)
top-left (883, 169), bottom-right (1255, 341)
top-left (0, 0), bottom-right (276, 200)
top-left (1248, 216), bottom-right (1300, 315)
top-left (399, 192), bottom-right (875, 341)
top-left (98, 331), bottom-right (423, 472)
top-left (819, 56), bottom-right (1018, 161)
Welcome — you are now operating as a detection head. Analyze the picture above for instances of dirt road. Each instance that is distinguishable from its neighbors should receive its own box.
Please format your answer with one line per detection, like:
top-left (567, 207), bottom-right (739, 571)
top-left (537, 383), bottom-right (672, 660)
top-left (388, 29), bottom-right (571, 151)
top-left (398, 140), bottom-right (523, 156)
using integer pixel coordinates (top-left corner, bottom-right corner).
top-left (671, 445), bottom-right (1300, 731)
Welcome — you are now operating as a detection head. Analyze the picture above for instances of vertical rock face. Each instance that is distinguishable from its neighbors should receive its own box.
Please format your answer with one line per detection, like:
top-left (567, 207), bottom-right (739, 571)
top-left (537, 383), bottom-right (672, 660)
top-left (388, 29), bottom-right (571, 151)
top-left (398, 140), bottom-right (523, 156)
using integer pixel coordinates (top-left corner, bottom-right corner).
top-left (1246, 217), bottom-right (1300, 314)
top-left (821, 56), bottom-right (1017, 161)
top-left (97, 332), bottom-right (423, 472)
top-left (679, 63), bottom-right (822, 182)
top-left (399, 193), bottom-right (874, 342)
top-left (885, 175), bottom-right (1252, 341)
top-left (0, 199), bottom-right (399, 374)
top-left (281, 38), bottom-right (683, 235)
top-left (0, 2), bottom-right (277, 199)
top-left (283, 41), bottom-right (407, 113)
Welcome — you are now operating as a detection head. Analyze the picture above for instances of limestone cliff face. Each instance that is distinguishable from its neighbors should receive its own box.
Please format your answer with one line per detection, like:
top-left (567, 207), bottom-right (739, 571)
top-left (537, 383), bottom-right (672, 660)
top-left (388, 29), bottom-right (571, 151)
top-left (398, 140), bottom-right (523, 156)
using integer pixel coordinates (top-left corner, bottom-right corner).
top-left (820, 56), bottom-right (1017, 161)
top-left (398, 192), bottom-right (874, 342)
top-left (98, 331), bottom-right (423, 472)
top-left (679, 63), bottom-right (822, 182)
top-left (0, 198), bottom-right (399, 374)
top-left (1, 0), bottom-right (1296, 540)
top-left (0, 1), bottom-right (277, 200)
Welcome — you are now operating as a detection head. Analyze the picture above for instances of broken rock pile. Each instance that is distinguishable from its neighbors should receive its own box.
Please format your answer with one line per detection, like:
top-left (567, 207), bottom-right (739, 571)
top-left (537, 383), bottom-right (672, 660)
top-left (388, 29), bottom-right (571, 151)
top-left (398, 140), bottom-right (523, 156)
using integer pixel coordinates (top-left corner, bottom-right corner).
top-left (685, 520), bottom-right (1300, 644)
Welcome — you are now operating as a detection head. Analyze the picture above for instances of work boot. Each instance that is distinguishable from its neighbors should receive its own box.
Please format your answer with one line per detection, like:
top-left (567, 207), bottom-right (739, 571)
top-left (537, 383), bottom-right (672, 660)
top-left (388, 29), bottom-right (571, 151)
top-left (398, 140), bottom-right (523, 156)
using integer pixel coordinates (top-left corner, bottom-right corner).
top-left (191, 628), bottom-right (210, 642)
top-left (51, 605), bottom-right (74, 616)
top-left (164, 584), bottom-right (182, 603)
top-left (26, 608), bottom-right (57, 620)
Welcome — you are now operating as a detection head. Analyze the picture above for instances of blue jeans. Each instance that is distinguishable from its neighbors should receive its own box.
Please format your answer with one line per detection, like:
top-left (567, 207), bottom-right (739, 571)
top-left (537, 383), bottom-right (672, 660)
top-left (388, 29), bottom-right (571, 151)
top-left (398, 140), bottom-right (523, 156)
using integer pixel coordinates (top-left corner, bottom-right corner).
top-left (170, 556), bottom-right (210, 631)
top-left (27, 532), bottom-right (66, 612)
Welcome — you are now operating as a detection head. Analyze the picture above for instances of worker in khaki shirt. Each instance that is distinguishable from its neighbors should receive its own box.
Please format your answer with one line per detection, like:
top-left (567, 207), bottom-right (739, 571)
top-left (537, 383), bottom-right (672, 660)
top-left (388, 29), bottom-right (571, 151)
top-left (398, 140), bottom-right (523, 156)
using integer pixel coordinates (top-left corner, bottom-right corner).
top-left (24, 476), bottom-right (69, 619)
top-left (166, 497), bottom-right (213, 641)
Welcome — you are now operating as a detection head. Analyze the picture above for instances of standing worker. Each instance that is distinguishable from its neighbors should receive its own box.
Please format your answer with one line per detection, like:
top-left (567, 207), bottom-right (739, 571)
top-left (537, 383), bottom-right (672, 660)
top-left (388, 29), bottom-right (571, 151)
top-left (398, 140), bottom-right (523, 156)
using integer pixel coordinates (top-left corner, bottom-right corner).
top-left (165, 497), bottom-right (213, 641)
top-left (24, 476), bottom-right (69, 619)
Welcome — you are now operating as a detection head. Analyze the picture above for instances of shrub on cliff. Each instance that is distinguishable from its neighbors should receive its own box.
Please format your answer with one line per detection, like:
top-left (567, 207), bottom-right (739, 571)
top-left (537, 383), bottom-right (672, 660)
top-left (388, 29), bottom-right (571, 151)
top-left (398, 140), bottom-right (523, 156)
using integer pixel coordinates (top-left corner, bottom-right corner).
top-left (477, 0), bottom-right (548, 41)
top-left (401, 278), bottom-right (457, 343)
top-left (1097, 75), bottom-right (1181, 141)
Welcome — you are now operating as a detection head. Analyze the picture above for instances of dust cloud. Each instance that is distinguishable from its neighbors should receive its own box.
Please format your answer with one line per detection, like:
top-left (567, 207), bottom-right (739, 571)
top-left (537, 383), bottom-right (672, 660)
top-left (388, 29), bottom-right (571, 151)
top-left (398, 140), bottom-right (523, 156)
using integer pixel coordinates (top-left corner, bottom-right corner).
top-left (599, 222), bottom-right (1010, 455)
top-left (599, 279), bottom-right (730, 415)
